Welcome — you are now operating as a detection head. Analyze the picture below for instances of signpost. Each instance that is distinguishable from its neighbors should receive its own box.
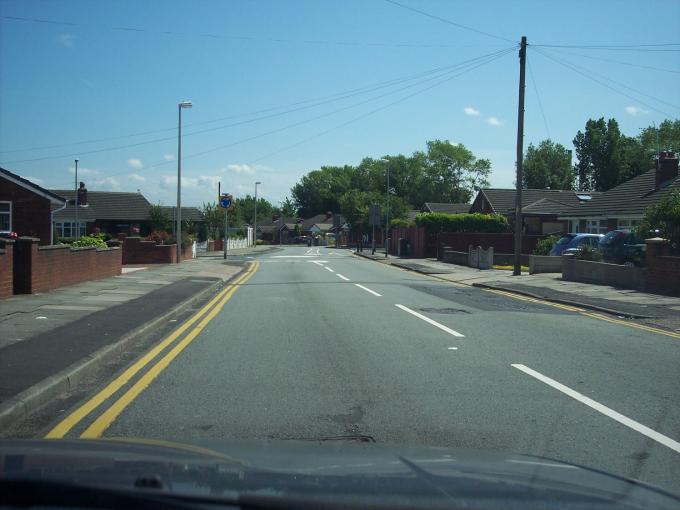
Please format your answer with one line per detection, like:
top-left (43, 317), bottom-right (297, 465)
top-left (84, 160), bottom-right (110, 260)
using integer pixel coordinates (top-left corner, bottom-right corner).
top-left (369, 204), bottom-right (380, 254)
top-left (218, 187), bottom-right (233, 260)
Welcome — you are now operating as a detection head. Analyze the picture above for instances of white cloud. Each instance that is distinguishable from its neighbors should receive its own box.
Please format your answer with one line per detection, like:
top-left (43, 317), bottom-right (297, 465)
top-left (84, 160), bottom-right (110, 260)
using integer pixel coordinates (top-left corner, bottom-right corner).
top-left (163, 154), bottom-right (175, 161)
top-left (68, 166), bottom-right (100, 176)
top-left (127, 158), bottom-right (143, 169)
top-left (225, 164), bottom-right (255, 175)
top-left (487, 116), bottom-right (502, 126)
top-left (625, 106), bottom-right (646, 116)
top-left (58, 33), bottom-right (74, 47)
top-left (463, 106), bottom-right (480, 116)
top-left (24, 176), bottom-right (44, 185)
top-left (90, 177), bottom-right (120, 190)
top-left (128, 173), bottom-right (145, 182)
top-left (160, 175), bottom-right (220, 190)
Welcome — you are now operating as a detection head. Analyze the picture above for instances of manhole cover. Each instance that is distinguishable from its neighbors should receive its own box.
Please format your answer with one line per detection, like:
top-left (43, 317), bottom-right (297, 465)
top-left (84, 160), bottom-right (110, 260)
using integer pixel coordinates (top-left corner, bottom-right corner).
top-left (419, 307), bottom-right (471, 314)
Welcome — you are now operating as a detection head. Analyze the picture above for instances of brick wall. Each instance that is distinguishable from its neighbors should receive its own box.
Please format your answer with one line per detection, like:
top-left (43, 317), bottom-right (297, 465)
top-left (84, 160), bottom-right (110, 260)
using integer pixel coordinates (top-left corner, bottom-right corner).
top-left (0, 178), bottom-right (55, 244)
top-left (437, 232), bottom-right (544, 255)
top-left (120, 236), bottom-right (191, 264)
top-left (12, 237), bottom-right (121, 294)
top-left (0, 239), bottom-right (14, 299)
top-left (389, 226), bottom-right (427, 257)
top-left (645, 239), bottom-right (680, 296)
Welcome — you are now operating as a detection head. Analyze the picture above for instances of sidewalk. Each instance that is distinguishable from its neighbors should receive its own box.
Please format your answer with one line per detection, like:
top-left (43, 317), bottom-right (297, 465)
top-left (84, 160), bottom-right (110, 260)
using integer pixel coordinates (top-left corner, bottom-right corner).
top-left (0, 256), bottom-right (246, 429)
top-left (355, 251), bottom-right (680, 333)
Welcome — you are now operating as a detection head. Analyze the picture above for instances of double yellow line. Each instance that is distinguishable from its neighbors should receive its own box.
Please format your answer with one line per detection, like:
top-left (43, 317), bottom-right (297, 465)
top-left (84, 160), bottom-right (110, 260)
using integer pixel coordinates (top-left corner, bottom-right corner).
top-left (46, 262), bottom-right (259, 439)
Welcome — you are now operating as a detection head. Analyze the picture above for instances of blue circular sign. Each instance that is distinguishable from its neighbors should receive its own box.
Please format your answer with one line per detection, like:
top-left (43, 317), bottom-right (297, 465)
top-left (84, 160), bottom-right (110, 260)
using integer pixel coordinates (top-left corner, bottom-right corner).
top-left (220, 196), bottom-right (232, 208)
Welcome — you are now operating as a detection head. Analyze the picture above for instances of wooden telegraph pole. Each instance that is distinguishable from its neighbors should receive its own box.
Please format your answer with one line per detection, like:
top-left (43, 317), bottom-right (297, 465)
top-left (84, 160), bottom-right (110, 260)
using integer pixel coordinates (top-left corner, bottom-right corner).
top-left (513, 36), bottom-right (527, 276)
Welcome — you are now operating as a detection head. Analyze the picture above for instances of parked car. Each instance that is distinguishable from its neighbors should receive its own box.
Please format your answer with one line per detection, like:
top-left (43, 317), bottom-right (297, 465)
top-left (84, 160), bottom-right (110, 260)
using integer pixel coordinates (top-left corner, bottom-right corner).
top-left (548, 233), bottom-right (603, 256)
top-left (599, 230), bottom-right (646, 266)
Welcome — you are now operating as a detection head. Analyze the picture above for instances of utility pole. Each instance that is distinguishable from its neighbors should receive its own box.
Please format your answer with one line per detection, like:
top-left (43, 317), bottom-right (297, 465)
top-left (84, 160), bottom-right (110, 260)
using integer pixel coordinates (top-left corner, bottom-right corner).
top-left (74, 158), bottom-right (79, 240)
top-left (513, 36), bottom-right (527, 276)
top-left (384, 164), bottom-right (390, 258)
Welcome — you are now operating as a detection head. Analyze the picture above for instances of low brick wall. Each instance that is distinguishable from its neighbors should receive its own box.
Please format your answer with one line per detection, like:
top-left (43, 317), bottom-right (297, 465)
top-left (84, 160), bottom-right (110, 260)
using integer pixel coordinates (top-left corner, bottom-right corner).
top-left (441, 247), bottom-right (529, 267)
top-left (562, 256), bottom-right (646, 290)
top-left (441, 249), bottom-right (468, 265)
top-left (492, 252), bottom-right (530, 267)
top-left (529, 255), bottom-right (562, 274)
top-left (13, 237), bottom-right (121, 294)
top-left (645, 239), bottom-right (680, 296)
top-left (120, 236), bottom-right (191, 264)
top-left (0, 240), bottom-right (14, 299)
top-left (437, 232), bottom-right (543, 255)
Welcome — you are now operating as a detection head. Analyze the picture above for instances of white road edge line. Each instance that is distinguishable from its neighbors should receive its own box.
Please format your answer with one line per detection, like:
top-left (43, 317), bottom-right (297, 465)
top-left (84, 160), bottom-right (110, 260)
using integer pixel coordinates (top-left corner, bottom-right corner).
top-left (325, 266), bottom-right (334, 273)
top-left (312, 261), bottom-right (325, 266)
top-left (336, 274), bottom-right (350, 281)
top-left (512, 363), bottom-right (680, 454)
top-left (355, 284), bottom-right (381, 297)
top-left (395, 304), bottom-right (465, 337)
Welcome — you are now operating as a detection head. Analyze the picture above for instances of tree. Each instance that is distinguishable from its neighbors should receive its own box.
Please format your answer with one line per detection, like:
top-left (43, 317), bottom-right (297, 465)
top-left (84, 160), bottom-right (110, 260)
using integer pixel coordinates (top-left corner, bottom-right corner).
top-left (280, 196), bottom-right (297, 217)
top-left (639, 119), bottom-right (680, 155)
top-left (573, 117), bottom-right (646, 191)
top-left (423, 140), bottom-right (491, 203)
top-left (201, 202), bottom-right (225, 239)
top-left (147, 204), bottom-right (171, 232)
top-left (640, 190), bottom-right (680, 253)
top-left (234, 195), bottom-right (274, 225)
top-left (522, 140), bottom-right (574, 190)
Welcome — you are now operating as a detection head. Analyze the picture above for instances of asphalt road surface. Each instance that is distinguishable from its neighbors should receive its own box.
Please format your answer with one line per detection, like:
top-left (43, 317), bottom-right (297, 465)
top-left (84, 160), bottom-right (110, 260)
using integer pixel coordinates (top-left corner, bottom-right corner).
top-left (42, 246), bottom-right (680, 493)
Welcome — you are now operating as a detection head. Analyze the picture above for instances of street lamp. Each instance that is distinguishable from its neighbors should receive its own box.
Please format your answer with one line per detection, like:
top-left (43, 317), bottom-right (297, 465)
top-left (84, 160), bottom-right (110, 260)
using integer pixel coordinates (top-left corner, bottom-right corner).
top-left (74, 158), bottom-right (79, 240)
top-left (254, 181), bottom-right (261, 247)
top-left (176, 100), bottom-right (192, 263)
top-left (380, 158), bottom-right (390, 258)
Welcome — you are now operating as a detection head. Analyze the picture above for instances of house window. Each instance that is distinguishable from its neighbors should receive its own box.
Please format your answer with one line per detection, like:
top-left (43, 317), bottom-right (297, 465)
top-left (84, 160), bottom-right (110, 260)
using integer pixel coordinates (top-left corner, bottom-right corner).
top-left (0, 201), bottom-right (11, 232)
top-left (617, 218), bottom-right (640, 230)
top-left (587, 219), bottom-right (607, 234)
top-left (55, 221), bottom-right (86, 239)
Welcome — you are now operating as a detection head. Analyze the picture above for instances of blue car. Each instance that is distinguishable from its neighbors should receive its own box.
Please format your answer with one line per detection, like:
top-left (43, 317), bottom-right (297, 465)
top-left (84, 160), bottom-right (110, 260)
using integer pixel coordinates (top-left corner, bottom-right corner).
top-left (549, 233), bottom-right (603, 256)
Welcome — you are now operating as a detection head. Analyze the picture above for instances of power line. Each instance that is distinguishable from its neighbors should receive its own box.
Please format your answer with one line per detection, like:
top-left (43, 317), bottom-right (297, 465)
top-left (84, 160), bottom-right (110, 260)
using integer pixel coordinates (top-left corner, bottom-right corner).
top-left (1, 56), bottom-right (506, 156)
top-left (538, 48), bottom-right (680, 111)
top-left (533, 47), bottom-right (678, 119)
top-left (527, 60), bottom-right (551, 140)
top-left (45, 47), bottom-right (515, 188)
top-left (249, 49), bottom-right (515, 164)
top-left (544, 49), bottom-right (680, 75)
top-left (0, 14), bottom-right (506, 50)
top-left (533, 43), bottom-right (680, 52)
top-left (382, 0), bottom-right (515, 43)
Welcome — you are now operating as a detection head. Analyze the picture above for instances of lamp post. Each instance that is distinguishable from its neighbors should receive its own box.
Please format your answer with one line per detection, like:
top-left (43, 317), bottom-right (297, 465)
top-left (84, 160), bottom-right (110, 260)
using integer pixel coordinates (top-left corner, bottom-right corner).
top-left (176, 100), bottom-right (192, 263)
top-left (254, 181), bottom-right (261, 247)
top-left (380, 158), bottom-right (390, 258)
top-left (74, 158), bottom-right (79, 240)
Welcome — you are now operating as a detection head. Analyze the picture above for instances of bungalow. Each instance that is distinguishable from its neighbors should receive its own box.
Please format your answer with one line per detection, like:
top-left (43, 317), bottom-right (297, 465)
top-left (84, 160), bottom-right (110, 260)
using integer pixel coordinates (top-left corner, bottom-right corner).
top-left (559, 151), bottom-right (679, 234)
top-left (159, 206), bottom-right (205, 232)
top-left (421, 202), bottom-right (471, 214)
top-left (51, 183), bottom-right (152, 239)
top-left (257, 216), bottom-right (301, 243)
top-left (0, 167), bottom-right (67, 244)
top-left (470, 188), bottom-right (600, 235)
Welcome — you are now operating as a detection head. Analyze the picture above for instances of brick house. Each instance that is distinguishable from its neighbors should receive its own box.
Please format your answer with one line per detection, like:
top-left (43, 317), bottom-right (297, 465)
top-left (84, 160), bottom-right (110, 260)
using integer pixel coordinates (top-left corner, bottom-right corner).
top-left (50, 183), bottom-right (153, 238)
top-left (0, 167), bottom-right (67, 245)
top-left (558, 151), bottom-right (679, 234)
top-left (470, 188), bottom-right (600, 235)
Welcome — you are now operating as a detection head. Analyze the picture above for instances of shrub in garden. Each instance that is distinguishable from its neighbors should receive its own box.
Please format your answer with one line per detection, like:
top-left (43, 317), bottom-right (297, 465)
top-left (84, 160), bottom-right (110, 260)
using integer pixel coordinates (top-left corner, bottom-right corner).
top-left (71, 233), bottom-right (107, 249)
top-left (415, 212), bottom-right (509, 233)
top-left (532, 235), bottom-right (559, 256)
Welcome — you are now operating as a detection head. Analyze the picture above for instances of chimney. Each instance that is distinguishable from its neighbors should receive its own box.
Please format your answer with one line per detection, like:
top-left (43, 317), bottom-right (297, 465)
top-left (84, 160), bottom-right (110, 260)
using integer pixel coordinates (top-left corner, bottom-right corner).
top-left (656, 151), bottom-right (679, 188)
top-left (77, 181), bottom-right (87, 206)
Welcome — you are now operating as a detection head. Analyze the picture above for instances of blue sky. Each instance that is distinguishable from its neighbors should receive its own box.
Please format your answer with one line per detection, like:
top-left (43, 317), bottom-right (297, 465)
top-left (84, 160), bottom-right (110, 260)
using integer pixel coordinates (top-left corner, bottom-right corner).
top-left (1, 0), bottom-right (679, 208)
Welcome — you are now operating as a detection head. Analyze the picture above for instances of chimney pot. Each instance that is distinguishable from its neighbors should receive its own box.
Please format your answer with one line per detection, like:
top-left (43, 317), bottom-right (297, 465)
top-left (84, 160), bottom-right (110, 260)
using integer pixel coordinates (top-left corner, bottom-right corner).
top-left (77, 182), bottom-right (88, 206)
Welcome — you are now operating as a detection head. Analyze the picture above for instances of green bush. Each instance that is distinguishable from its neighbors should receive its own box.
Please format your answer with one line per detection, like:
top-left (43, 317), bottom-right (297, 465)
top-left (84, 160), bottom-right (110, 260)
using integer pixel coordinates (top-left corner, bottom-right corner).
top-left (390, 218), bottom-right (412, 229)
top-left (640, 189), bottom-right (680, 253)
top-left (71, 233), bottom-right (107, 249)
top-left (533, 235), bottom-right (559, 256)
top-left (574, 244), bottom-right (603, 262)
top-left (415, 212), bottom-right (509, 234)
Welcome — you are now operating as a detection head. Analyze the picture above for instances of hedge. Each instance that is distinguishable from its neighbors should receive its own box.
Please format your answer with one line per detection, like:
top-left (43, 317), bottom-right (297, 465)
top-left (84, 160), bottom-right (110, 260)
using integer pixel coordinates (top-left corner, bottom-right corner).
top-left (415, 212), bottom-right (509, 233)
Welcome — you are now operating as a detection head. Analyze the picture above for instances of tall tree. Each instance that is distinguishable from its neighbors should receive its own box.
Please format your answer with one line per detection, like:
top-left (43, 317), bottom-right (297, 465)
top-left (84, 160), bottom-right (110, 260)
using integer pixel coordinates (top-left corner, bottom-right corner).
top-left (234, 195), bottom-right (274, 225)
top-left (147, 204), bottom-right (171, 232)
top-left (522, 140), bottom-right (574, 189)
top-left (280, 196), bottom-right (297, 217)
top-left (639, 119), bottom-right (680, 157)
top-left (573, 117), bottom-right (645, 191)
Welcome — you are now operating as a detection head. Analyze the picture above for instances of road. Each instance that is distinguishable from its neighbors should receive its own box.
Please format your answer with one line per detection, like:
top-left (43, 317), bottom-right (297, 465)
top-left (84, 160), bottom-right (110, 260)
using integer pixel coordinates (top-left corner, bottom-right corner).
top-left (43, 246), bottom-right (680, 493)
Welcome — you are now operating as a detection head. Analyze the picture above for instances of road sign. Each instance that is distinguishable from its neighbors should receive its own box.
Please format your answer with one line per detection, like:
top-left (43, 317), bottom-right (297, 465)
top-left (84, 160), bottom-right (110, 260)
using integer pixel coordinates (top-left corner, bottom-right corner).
top-left (219, 195), bottom-right (232, 209)
top-left (369, 204), bottom-right (381, 226)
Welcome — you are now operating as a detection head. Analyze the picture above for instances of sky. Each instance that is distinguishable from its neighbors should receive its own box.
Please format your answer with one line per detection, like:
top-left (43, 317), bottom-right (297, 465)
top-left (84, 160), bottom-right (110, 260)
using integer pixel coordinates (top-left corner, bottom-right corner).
top-left (1, 0), bottom-right (679, 208)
